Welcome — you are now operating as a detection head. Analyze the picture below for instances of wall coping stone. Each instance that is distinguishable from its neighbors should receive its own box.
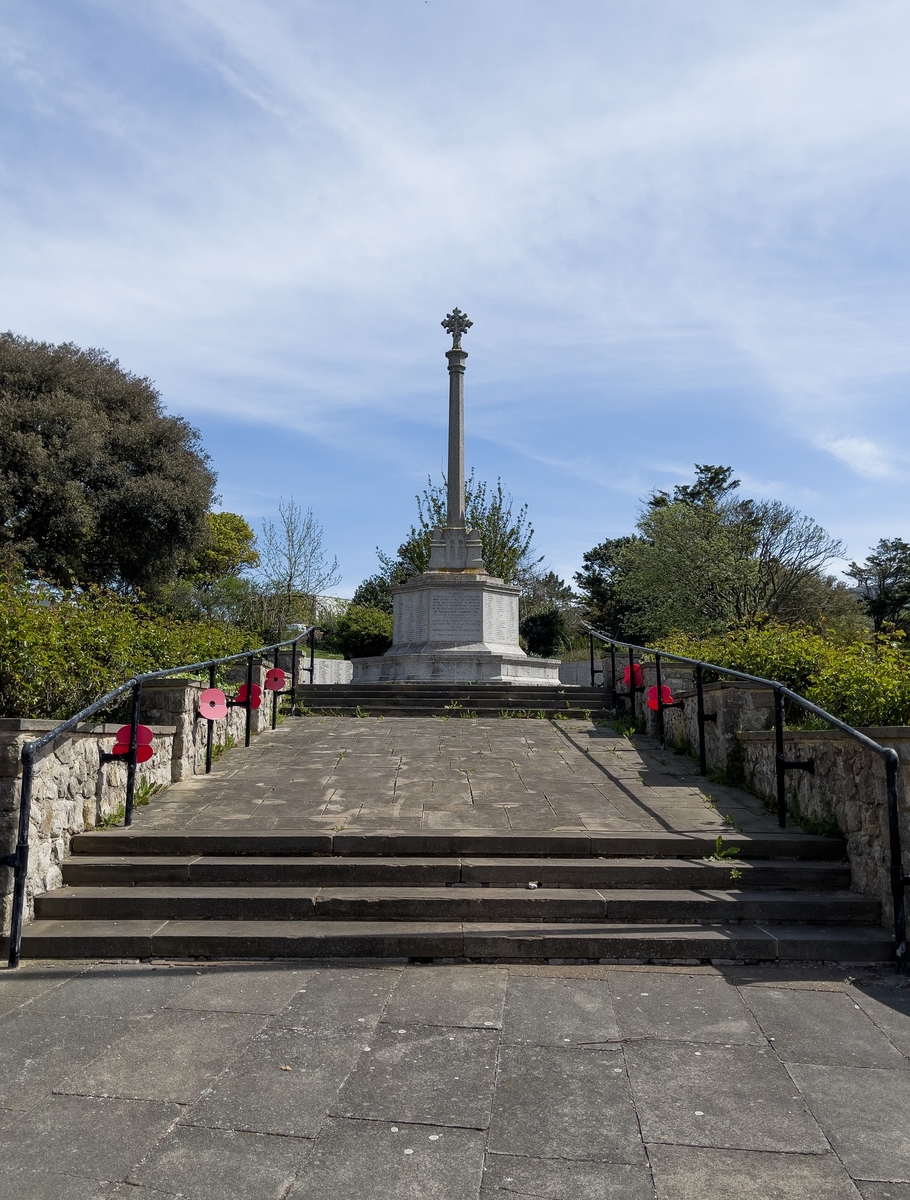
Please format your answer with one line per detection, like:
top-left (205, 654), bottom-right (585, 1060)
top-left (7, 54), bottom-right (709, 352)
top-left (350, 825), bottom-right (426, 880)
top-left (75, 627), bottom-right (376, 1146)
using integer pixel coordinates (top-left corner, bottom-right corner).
top-left (0, 718), bottom-right (176, 736)
top-left (738, 727), bottom-right (910, 743)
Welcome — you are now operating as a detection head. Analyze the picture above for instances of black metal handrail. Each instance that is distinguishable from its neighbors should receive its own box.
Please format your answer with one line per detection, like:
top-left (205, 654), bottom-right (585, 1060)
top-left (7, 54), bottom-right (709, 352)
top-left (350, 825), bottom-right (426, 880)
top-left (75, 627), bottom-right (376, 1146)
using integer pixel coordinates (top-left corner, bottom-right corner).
top-left (585, 625), bottom-right (908, 972)
top-left (3, 626), bottom-right (319, 969)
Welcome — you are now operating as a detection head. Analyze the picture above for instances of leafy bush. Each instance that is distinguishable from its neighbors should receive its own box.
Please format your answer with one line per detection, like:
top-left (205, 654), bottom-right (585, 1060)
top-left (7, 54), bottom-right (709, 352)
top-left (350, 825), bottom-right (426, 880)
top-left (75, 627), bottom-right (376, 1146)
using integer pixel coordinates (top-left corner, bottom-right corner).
top-left (519, 607), bottom-right (565, 658)
top-left (663, 621), bottom-right (910, 728)
top-left (0, 581), bottom-right (255, 719)
top-left (334, 605), bottom-right (393, 659)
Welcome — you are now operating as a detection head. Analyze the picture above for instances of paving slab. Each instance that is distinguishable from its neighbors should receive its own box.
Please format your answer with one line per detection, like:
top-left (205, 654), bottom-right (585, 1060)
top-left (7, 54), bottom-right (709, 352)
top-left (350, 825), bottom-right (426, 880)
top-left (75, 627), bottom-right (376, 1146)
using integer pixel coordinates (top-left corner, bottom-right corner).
top-left (502, 974), bottom-right (619, 1045)
top-left (58, 1008), bottom-right (266, 1103)
top-left (610, 971), bottom-right (766, 1044)
top-left (272, 964), bottom-right (400, 1034)
top-left (128, 1122), bottom-right (309, 1199)
top-left (0, 1008), bottom-right (139, 1109)
top-left (189, 1024), bottom-right (364, 1137)
top-left (4, 1169), bottom-right (115, 1199)
top-left (26, 960), bottom-right (198, 1017)
top-left (0, 1093), bottom-right (180, 1180)
top-left (480, 1153), bottom-right (656, 1198)
top-left (744, 987), bottom-right (909, 1068)
top-left (172, 961), bottom-right (310, 1014)
top-left (857, 1185), bottom-right (910, 1199)
top-left (332, 1023), bottom-right (498, 1127)
top-left (382, 964), bottom-right (508, 1029)
top-left (625, 1039), bottom-right (829, 1152)
top-left (284, 1117), bottom-right (486, 1200)
top-left (489, 1043), bottom-right (645, 1161)
top-left (787, 1063), bottom-right (910, 1181)
top-left (0, 962), bottom-right (87, 1017)
top-left (851, 984), bottom-right (910, 1056)
top-left (647, 1144), bottom-right (863, 1199)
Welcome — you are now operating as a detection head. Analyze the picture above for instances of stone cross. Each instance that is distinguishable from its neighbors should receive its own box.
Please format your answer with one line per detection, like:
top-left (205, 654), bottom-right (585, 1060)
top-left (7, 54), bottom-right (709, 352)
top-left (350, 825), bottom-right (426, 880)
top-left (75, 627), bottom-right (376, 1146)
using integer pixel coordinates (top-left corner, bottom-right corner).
top-left (441, 308), bottom-right (470, 527)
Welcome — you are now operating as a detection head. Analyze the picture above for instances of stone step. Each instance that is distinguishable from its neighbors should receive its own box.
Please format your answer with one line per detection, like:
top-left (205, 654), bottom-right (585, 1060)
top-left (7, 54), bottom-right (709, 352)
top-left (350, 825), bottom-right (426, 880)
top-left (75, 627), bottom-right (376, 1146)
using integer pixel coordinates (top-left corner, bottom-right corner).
top-left (61, 855), bottom-right (852, 889)
top-left (295, 684), bottom-right (608, 695)
top-left (295, 700), bottom-right (605, 710)
top-left (34, 886), bottom-right (880, 924)
top-left (70, 829), bottom-right (848, 860)
top-left (19, 918), bottom-right (894, 962)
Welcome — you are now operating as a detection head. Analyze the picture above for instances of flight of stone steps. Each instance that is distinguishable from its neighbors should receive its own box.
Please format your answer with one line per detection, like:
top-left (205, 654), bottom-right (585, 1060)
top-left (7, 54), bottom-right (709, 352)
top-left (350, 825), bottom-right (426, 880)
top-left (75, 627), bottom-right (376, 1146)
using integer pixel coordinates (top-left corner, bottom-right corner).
top-left (294, 682), bottom-right (612, 718)
top-left (23, 828), bottom-right (894, 963)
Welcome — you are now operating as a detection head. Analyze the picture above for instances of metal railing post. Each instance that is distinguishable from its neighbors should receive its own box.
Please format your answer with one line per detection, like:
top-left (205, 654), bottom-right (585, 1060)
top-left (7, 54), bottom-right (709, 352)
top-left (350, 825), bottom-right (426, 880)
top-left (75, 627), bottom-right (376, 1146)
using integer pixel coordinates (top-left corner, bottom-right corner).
top-left (271, 646), bottom-right (280, 730)
top-left (610, 643), bottom-right (616, 703)
top-left (589, 632), bottom-right (596, 687)
top-left (309, 626), bottom-right (316, 684)
top-left (123, 682), bottom-right (142, 827)
top-left (244, 655), bottom-right (254, 747)
top-left (205, 663), bottom-right (215, 774)
top-left (290, 639), bottom-right (298, 715)
top-left (6, 750), bottom-right (34, 968)
top-left (696, 663), bottom-right (708, 777)
top-left (628, 645), bottom-right (636, 722)
top-left (655, 652), bottom-right (665, 749)
top-left (774, 688), bottom-right (787, 828)
top-left (885, 751), bottom-right (908, 973)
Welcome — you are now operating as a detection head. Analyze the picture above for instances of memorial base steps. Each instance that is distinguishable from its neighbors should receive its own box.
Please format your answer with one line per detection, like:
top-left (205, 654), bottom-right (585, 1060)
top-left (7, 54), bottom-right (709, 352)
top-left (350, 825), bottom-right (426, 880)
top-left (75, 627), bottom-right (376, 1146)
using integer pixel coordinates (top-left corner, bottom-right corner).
top-left (21, 829), bottom-right (894, 964)
top-left (294, 682), bottom-right (612, 717)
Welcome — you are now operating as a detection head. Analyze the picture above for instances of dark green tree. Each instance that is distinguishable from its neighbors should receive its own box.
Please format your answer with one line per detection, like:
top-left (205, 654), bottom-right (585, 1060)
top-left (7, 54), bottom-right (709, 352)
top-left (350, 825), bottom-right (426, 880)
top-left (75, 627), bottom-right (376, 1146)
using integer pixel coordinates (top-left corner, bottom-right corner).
top-left (0, 333), bottom-right (215, 591)
top-left (393, 471), bottom-right (539, 583)
top-left (574, 536), bottom-right (646, 641)
top-left (846, 539), bottom-right (910, 630)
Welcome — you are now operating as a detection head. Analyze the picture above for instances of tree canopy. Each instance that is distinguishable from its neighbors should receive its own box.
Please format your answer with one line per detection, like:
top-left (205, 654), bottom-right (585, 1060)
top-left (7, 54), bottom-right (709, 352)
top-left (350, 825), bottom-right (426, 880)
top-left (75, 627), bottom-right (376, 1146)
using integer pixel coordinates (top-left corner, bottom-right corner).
top-left (576, 465), bottom-right (857, 640)
top-left (0, 333), bottom-right (216, 591)
top-left (390, 471), bottom-right (539, 584)
top-left (846, 538), bottom-right (910, 631)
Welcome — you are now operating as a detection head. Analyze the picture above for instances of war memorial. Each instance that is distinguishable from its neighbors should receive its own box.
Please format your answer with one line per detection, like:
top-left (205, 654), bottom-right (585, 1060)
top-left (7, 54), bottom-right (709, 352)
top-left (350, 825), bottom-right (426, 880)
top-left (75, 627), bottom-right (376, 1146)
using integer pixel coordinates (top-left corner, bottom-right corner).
top-left (1, 315), bottom-right (909, 1199)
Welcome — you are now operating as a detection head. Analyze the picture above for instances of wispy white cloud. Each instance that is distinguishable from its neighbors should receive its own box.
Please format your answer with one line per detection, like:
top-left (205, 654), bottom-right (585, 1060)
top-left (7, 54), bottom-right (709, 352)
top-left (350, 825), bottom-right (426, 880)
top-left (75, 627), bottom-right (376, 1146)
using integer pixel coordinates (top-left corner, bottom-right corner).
top-left (1, 0), bottom-right (909, 583)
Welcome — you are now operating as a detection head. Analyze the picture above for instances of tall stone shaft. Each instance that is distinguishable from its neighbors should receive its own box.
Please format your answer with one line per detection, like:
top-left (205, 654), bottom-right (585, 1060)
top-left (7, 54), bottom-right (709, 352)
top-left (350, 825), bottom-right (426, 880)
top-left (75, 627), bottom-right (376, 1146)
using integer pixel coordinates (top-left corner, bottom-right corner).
top-left (446, 345), bottom-right (467, 528)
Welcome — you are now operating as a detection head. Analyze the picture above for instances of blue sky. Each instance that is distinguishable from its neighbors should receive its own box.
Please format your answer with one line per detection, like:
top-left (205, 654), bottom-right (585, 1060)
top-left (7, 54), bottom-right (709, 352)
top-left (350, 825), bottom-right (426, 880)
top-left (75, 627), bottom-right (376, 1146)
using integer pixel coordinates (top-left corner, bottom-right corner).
top-left (2, 0), bottom-right (909, 594)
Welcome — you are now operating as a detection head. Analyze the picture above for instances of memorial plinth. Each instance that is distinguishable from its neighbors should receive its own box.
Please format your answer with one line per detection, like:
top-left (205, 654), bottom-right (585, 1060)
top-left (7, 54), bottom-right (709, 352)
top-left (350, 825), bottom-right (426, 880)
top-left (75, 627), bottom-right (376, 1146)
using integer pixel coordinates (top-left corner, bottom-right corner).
top-left (351, 308), bottom-right (559, 686)
top-left (352, 569), bottom-right (559, 685)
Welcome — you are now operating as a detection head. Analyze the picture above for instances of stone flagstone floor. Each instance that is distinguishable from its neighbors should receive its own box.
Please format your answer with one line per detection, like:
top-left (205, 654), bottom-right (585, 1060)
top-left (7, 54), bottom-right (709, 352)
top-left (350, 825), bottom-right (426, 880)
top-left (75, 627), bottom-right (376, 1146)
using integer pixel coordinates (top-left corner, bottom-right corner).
top-left (3, 715), bottom-right (908, 1197)
top-left (0, 958), bottom-right (909, 1198)
top-left (133, 715), bottom-right (782, 835)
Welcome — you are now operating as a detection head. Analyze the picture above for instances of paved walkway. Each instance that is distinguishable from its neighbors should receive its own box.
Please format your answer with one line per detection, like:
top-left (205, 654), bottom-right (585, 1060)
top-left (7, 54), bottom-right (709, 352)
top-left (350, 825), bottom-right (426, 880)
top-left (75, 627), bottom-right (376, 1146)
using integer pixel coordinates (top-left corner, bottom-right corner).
top-left (0, 957), bottom-right (909, 1198)
top-left (5, 716), bottom-right (906, 1197)
top-left (137, 716), bottom-right (781, 836)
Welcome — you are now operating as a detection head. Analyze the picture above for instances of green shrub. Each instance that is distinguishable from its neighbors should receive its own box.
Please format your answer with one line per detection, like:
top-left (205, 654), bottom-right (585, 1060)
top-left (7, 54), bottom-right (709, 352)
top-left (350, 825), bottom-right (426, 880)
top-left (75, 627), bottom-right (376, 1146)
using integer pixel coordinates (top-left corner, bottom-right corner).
top-left (519, 607), bottom-right (565, 658)
top-left (334, 605), bottom-right (393, 659)
top-left (0, 580), bottom-right (255, 719)
top-left (663, 621), bottom-right (910, 728)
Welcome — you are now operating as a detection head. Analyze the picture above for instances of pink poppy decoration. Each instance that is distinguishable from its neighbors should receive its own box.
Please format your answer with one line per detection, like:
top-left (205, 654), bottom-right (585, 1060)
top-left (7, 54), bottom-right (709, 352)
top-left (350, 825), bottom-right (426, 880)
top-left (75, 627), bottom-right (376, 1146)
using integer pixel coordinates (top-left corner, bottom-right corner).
top-left (264, 668), bottom-right (286, 692)
top-left (199, 688), bottom-right (228, 721)
top-left (111, 724), bottom-right (155, 763)
top-left (235, 683), bottom-right (262, 710)
top-left (647, 684), bottom-right (674, 711)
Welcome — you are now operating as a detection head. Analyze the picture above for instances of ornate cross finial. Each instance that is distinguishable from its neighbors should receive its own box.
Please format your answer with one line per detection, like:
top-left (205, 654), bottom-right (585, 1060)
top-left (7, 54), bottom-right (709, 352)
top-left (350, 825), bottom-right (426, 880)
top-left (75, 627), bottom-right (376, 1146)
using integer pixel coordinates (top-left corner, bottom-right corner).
top-left (441, 308), bottom-right (472, 349)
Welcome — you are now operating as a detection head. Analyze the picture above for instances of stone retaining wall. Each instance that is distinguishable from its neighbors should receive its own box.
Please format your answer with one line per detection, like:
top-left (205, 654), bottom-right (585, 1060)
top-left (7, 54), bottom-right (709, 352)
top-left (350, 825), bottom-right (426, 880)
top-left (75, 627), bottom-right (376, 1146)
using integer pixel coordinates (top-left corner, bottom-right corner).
top-left (0, 658), bottom-right (284, 936)
top-left (641, 673), bottom-right (910, 928)
top-left (0, 719), bottom-right (175, 933)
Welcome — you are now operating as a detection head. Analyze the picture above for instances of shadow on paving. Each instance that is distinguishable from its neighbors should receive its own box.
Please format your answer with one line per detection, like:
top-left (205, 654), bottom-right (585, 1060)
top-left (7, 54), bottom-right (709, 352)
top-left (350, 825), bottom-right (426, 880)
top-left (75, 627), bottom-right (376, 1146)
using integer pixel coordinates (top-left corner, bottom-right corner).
top-left (0, 958), bottom-right (908, 1198)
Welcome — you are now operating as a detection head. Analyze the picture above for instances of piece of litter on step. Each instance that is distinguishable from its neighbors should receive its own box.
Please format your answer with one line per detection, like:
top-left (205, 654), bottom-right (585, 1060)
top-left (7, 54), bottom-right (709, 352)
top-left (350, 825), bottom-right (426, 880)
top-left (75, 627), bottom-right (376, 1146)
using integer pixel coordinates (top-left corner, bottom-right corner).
top-left (429, 1135), bottom-right (439, 1140)
top-left (527, 881), bottom-right (539, 889)
top-left (694, 1111), bottom-right (704, 1116)
top-left (280, 1065), bottom-right (292, 1071)
top-left (391, 1127), bottom-right (399, 1133)
top-left (404, 1149), bottom-right (414, 1155)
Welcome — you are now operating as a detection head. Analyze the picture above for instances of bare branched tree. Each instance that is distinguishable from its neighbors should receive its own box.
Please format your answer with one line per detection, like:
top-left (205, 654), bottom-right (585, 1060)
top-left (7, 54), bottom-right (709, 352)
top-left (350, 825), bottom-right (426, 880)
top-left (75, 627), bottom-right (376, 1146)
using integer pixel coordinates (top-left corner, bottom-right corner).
top-left (258, 499), bottom-right (340, 633)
